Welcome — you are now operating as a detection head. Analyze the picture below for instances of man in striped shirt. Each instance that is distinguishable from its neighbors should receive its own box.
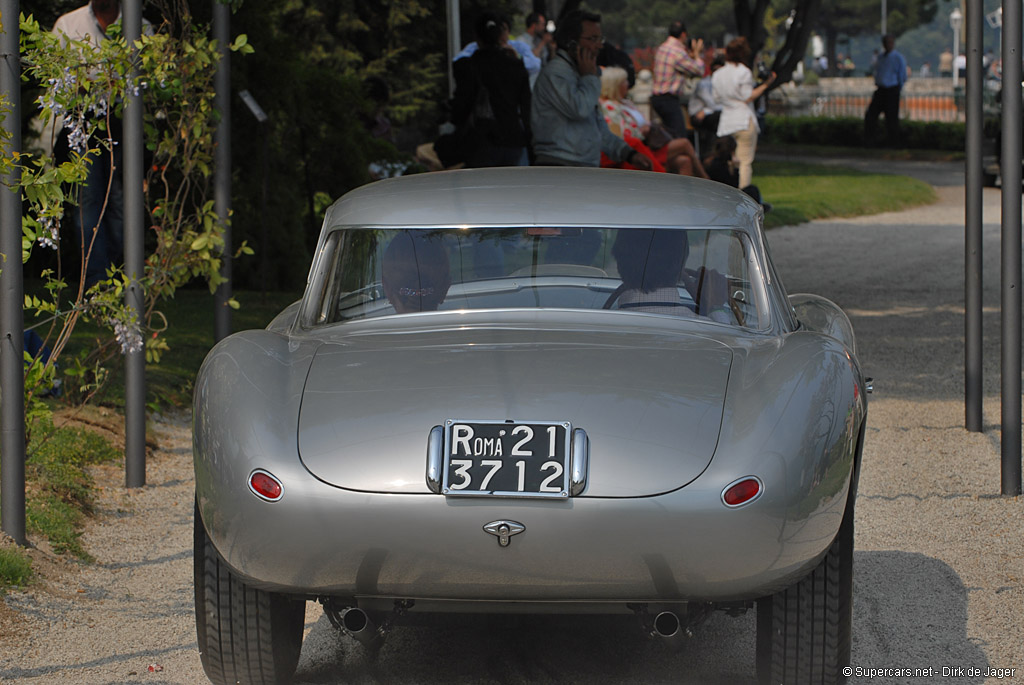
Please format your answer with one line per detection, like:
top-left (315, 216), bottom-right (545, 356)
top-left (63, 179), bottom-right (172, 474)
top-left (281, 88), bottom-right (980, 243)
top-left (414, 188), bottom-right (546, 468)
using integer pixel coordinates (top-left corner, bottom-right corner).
top-left (651, 20), bottom-right (705, 139)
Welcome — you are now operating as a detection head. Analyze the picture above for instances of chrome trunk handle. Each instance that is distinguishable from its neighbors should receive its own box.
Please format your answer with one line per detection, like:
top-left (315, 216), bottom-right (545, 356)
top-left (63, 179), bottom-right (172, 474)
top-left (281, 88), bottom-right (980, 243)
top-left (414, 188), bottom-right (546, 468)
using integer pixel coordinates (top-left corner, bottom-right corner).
top-left (426, 425), bottom-right (444, 493)
top-left (571, 428), bottom-right (589, 496)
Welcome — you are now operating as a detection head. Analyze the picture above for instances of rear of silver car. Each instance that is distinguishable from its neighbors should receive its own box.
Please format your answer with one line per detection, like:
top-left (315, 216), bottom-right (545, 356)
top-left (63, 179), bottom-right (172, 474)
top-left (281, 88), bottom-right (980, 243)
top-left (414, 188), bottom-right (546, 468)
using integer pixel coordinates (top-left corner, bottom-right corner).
top-left (193, 169), bottom-right (864, 685)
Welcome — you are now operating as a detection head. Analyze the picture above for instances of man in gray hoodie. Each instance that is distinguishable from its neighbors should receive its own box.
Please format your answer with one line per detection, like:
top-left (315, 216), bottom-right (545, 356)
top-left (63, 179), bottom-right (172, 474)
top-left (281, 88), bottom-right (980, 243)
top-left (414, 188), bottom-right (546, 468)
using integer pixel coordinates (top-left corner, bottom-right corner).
top-left (530, 10), bottom-right (652, 169)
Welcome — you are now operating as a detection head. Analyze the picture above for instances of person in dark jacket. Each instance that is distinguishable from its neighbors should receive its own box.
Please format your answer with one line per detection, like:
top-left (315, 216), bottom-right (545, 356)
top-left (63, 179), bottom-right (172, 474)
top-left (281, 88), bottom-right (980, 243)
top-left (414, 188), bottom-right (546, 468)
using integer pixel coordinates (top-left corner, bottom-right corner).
top-left (452, 12), bottom-right (532, 167)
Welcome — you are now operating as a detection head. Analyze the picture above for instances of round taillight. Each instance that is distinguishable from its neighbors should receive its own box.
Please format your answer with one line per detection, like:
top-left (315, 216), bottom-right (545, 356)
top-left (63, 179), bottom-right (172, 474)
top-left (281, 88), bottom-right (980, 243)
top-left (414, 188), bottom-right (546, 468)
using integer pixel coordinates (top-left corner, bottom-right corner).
top-left (249, 470), bottom-right (283, 501)
top-left (722, 477), bottom-right (762, 507)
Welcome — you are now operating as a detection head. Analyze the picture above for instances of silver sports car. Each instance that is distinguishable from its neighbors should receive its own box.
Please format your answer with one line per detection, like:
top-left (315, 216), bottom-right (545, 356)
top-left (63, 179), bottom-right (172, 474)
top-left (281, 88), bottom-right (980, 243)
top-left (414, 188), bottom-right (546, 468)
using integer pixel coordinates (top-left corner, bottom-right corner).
top-left (193, 168), bottom-right (867, 685)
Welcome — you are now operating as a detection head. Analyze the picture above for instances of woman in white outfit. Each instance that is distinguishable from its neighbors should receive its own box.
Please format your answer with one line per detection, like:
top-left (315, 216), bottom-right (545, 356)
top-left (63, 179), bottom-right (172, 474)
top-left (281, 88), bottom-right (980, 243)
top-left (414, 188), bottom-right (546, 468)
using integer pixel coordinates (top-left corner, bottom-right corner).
top-left (711, 37), bottom-right (775, 188)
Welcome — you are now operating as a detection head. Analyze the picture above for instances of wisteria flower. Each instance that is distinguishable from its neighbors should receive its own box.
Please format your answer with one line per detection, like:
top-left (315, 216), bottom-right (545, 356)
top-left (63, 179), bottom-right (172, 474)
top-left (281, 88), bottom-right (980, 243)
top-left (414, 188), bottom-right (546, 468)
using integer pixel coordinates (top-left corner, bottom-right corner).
top-left (111, 318), bottom-right (144, 355)
top-left (36, 216), bottom-right (60, 250)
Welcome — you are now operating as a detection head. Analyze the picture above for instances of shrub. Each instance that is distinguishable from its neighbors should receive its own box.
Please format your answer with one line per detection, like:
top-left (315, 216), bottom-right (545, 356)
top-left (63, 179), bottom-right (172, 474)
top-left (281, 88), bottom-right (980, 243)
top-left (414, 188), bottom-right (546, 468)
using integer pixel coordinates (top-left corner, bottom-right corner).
top-left (763, 115), bottom-right (965, 151)
top-left (0, 547), bottom-right (33, 595)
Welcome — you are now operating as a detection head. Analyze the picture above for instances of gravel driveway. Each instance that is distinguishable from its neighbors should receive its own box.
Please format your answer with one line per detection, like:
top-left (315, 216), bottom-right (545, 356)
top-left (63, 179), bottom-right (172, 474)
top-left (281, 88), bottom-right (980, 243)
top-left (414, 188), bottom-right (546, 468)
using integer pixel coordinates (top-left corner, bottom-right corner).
top-left (1, 172), bottom-right (1021, 684)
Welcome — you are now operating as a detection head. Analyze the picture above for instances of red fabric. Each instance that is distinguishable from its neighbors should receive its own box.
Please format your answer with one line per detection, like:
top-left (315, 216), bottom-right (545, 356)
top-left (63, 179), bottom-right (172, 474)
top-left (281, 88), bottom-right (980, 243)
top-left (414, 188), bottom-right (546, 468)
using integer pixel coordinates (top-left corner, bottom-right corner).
top-left (600, 136), bottom-right (666, 173)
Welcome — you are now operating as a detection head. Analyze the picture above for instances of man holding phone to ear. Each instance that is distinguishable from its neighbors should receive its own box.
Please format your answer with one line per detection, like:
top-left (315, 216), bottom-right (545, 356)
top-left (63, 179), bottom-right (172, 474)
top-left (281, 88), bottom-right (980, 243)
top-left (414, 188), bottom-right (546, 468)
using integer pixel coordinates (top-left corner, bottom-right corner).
top-left (530, 10), bottom-right (652, 170)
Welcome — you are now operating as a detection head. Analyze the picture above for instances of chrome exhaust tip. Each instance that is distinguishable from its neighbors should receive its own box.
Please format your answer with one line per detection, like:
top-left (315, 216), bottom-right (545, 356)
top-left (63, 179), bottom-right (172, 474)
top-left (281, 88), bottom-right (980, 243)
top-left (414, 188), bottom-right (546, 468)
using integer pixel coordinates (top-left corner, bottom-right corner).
top-left (652, 611), bottom-right (691, 648)
top-left (340, 607), bottom-right (386, 650)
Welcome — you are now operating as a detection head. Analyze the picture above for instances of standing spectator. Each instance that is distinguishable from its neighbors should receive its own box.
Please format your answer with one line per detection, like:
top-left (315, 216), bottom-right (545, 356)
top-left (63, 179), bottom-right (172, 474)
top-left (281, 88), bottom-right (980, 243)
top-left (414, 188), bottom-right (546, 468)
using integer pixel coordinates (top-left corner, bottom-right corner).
top-left (920, 62), bottom-right (932, 78)
top-left (452, 12), bottom-right (532, 167)
top-left (530, 10), bottom-right (651, 170)
top-left (939, 48), bottom-right (954, 77)
top-left (455, 20), bottom-right (542, 86)
top-left (989, 58), bottom-right (1002, 81)
top-left (864, 34), bottom-right (907, 147)
top-left (712, 37), bottom-right (776, 190)
top-left (955, 52), bottom-right (967, 79)
top-left (517, 11), bottom-right (552, 87)
top-left (651, 20), bottom-right (705, 139)
top-left (53, 0), bottom-right (126, 288)
top-left (689, 54), bottom-right (725, 152)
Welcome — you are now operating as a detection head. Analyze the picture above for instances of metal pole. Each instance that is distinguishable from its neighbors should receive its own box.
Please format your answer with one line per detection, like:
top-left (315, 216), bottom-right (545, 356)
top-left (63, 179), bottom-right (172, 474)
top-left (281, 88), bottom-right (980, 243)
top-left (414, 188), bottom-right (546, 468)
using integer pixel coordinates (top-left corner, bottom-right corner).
top-left (0, 0), bottom-right (26, 545)
top-left (1000, 0), bottom-right (1022, 495)
top-left (953, 25), bottom-right (960, 88)
top-left (446, 0), bottom-right (461, 97)
top-left (965, 0), bottom-right (983, 433)
top-left (881, 0), bottom-right (887, 36)
top-left (123, 0), bottom-right (145, 488)
top-left (213, 1), bottom-right (232, 341)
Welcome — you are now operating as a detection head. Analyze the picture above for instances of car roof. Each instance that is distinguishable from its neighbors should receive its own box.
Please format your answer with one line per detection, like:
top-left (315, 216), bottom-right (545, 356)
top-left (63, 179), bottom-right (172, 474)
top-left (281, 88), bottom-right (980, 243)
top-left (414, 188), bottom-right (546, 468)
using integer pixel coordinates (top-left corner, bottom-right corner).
top-left (322, 167), bottom-right (763, 232)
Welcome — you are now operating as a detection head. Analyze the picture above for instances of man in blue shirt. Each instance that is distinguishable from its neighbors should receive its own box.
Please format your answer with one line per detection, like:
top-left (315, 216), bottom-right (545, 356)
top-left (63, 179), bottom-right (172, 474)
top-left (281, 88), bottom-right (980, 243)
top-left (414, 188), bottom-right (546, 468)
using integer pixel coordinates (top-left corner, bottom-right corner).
top-left (864, 34), bottom-right (907, 146)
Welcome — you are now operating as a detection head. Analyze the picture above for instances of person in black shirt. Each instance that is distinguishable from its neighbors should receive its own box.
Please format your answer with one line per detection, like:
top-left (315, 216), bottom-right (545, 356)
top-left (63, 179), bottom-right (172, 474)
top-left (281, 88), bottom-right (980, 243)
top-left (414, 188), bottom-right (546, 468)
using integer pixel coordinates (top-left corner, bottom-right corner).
top-left (452, 12), bottom-right (532, 167)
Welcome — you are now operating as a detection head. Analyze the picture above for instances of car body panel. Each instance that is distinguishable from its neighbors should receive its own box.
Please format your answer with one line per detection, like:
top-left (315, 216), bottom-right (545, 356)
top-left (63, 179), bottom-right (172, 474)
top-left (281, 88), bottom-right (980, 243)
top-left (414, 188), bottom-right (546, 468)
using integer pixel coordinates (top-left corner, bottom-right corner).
top-left (320, 167), bottom-right (761, 232)
top-left (297, 322), bottom-right (732, 497)
top-left (194, 168), bottom-right (865, 615)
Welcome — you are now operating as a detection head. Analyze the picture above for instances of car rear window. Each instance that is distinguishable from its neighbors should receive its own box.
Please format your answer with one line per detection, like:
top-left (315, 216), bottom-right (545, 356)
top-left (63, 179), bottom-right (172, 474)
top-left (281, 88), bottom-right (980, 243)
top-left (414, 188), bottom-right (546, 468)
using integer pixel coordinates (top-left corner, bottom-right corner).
top-left (309, 227), bottom-right (768, 329)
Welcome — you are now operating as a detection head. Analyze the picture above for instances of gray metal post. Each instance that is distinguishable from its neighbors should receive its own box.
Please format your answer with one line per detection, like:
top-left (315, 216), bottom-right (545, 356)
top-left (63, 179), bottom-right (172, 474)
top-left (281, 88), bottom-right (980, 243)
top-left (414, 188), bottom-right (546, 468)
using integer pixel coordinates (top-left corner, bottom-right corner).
top-left (0, 0), bottom-right (26, 545)
top-left (446, 0), bottom-right (461, 97)
top-left (123, 0), bottom-right (145, 487)
top-left (213, 0), bottom-right (232, 341)
top-left (1000, 0), bottom-right (1022, 495)
top-left (965, 0), bottom-right (983, 432)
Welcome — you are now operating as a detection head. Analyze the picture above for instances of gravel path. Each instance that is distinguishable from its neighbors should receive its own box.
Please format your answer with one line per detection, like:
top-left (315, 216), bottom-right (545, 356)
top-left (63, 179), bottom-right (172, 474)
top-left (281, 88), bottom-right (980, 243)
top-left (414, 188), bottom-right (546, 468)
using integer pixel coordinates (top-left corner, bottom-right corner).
top-left (769, 184), bottom-right (1023, 684)
top-left (1, 178), bottom-right (1022, 684)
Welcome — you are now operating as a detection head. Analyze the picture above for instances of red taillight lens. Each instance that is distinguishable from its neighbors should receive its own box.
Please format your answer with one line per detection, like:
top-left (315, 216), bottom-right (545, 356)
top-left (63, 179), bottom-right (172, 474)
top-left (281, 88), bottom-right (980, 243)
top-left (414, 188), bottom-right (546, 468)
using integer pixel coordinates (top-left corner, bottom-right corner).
top-left (723, 477), bottom-right (762, 507)
top-left (249, 470), bottom-right (283, 501)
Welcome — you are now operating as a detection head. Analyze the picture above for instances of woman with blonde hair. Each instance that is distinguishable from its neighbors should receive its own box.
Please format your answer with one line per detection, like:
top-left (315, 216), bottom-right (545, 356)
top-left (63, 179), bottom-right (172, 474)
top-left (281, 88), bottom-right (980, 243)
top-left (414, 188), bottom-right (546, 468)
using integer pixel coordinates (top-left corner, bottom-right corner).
top-left (599, 66), bottom-right (707, 177)
top-left (711, 37), bottom-right (775, 188)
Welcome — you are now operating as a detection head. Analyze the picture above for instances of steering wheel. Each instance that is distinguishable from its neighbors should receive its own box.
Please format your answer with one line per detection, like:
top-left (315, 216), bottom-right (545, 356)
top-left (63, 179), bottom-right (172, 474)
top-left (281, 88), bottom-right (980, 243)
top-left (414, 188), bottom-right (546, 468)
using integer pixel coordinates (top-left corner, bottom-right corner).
top-left (683, 267), bottom-right (747, 326)
top-left (603, 271), bottom-right (745, 325)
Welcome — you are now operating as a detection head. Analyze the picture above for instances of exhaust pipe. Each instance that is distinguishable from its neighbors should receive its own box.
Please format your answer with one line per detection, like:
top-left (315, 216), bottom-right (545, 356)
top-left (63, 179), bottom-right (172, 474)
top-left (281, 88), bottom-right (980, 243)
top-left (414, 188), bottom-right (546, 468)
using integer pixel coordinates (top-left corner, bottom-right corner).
top-left (652, 611), bottom-right (691, 648)
top-left (340, 607), bottom-right (385, 650)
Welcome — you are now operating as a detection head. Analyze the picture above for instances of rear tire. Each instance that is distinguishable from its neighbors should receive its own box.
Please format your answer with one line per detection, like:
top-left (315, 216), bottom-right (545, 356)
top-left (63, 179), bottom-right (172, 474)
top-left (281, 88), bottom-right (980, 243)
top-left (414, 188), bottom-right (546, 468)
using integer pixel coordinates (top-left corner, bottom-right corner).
top-left (194, 503), bottom-right (305, 685)
top-left (756, 498), bottom-right (853, 685)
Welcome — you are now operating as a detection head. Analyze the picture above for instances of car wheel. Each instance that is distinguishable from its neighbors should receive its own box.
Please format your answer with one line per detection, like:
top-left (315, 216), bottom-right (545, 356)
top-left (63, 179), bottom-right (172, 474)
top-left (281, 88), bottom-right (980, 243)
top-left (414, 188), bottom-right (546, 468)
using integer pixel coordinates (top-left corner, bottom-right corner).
top-left (194, 503), bottom-right (305, 685)
top-left (755, 497), bottom-right (853, 685)
top-left (982, 172), bottom-right (998, 187)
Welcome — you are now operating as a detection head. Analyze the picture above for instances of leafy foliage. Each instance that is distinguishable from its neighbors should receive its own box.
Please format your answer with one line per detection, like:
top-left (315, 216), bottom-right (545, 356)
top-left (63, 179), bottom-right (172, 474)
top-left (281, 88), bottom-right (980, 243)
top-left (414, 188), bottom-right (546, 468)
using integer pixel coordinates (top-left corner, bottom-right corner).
top-left (206, 0), bottom-right (518, 291)
top-left (815, 0), bottom-right (938, 75)
top-left (584, 0), bottom-right (735, 49)
top-left (0, 547), bottom-right (34, 595)
top-left (4, 6), bottom-right (253, 440)
top-left (762, 115), bottom-right (965, 151)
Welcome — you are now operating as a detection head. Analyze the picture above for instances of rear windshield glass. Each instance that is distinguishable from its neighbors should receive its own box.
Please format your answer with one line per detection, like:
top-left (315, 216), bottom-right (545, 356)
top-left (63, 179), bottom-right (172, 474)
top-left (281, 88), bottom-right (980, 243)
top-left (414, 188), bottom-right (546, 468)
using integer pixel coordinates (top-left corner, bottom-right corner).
top-left (310, 227), bottom-right (767, 328)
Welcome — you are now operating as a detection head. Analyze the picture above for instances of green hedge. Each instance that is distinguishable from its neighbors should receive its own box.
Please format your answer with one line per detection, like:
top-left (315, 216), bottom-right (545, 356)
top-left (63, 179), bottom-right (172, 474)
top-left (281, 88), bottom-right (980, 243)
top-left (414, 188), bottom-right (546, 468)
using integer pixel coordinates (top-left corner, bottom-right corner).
top-left (762, 116), bottom-right (966, 151)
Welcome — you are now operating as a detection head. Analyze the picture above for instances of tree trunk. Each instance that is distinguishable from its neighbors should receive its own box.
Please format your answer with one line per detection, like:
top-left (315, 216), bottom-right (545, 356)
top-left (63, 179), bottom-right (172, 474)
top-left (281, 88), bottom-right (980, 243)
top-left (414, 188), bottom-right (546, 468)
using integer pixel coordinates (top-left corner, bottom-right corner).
top-left (768, 0), bottom-right (823, 88)
top-left (826, 29), bottom-right (838, 77)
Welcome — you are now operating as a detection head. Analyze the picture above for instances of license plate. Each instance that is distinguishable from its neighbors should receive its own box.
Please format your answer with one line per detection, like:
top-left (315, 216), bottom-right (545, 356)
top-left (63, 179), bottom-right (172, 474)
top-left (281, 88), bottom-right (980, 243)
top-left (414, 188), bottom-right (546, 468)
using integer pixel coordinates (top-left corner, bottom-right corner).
top-left (442, 420), bottom-right (571, 498)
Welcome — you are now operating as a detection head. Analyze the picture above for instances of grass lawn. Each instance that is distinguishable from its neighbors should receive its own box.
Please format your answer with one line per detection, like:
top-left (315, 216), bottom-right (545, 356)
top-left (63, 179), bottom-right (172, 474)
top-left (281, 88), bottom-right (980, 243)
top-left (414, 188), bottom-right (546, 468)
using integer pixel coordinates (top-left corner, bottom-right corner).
top-left (755, 160), bottom-right (937, 229)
